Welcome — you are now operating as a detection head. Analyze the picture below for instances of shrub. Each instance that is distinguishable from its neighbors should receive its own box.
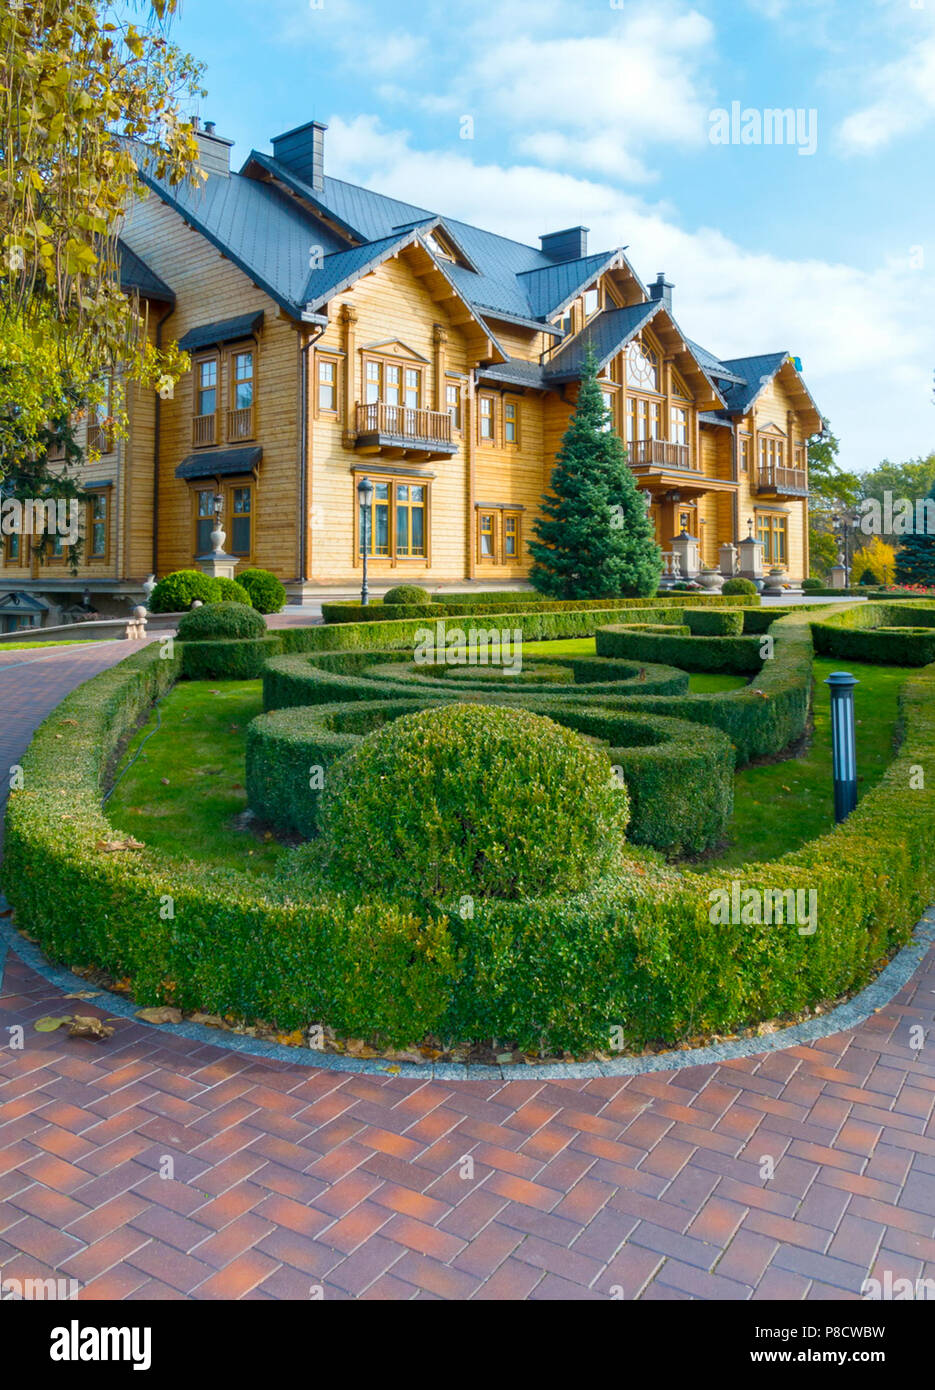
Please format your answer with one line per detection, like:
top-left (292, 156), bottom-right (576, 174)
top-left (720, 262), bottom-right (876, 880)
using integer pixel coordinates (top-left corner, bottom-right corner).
top-left (810, 602), bottom-right (935, 666)
top-left (176, 602), bottom-right (266, 643)
top-left (148, 569), bottom-right (219, 613)
top-left (316, 704), bottom-right (630, 901)
top-left (320, 592), bottom-right (757, 625)
top-left (236, 568), bottom-right (287, 614)
top-left (181, 635), bottom-right (283, 680)
top-left (683, 608), bottom-right (745, 637)
top-left (214, 577), bottom-right (252, 605)
top-left (596, 625), bottom-right (762, 673)
top-left (802, 578), bottom-right (823, 592)
top-left (383, 584), bottom-right (429, 605)
top-left (722, 577), bottom-right (758, 596)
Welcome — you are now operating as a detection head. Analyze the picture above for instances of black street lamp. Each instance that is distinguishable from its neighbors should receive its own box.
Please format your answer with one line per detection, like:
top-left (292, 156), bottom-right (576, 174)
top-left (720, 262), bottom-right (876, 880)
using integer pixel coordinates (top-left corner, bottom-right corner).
top-left (357, 475), bottom-right (374, 606)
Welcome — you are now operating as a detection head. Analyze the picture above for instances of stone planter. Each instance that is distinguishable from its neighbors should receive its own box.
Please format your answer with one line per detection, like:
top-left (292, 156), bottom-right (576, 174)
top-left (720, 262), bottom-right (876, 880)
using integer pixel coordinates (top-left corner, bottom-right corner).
top-left (697, 570), bottom-right (724, 591)
top-left (762, 567), bottom-right (787, 596)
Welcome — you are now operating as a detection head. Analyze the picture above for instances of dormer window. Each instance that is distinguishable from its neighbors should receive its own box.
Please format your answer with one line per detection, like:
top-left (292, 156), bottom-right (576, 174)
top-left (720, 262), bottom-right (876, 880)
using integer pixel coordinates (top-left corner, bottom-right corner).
top-left (424, 230), bottom-right (453, 262)
top-left (583, 287), bottom-right (600, 319)
top-left (555, 303), bottom-right (574, 335)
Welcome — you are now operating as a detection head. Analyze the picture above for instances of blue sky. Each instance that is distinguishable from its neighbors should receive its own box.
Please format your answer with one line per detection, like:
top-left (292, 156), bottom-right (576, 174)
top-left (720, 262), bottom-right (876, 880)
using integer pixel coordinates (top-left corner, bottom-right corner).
top-left (165, 0), bottom-right (935, 473)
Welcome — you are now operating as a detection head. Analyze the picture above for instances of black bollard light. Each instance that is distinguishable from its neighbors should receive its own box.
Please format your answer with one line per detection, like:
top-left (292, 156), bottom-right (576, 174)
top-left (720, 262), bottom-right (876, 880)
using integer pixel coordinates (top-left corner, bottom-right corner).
top-left (825, 671), bottom-right (859, 823)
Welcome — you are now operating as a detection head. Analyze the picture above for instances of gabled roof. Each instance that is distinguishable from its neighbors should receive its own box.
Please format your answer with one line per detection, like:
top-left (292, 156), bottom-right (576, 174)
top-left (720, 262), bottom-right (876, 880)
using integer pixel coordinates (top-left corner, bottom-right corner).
top-left (117, 240), bottom-right (174, 304)
top-left (517, 250), bottom-right (624, 319)
top-left (716, 352), bottom-right (790, 414)
top-left (685, 339), bottom-right (747, 386)
top-left (544, 302), bottom-right (661, 382)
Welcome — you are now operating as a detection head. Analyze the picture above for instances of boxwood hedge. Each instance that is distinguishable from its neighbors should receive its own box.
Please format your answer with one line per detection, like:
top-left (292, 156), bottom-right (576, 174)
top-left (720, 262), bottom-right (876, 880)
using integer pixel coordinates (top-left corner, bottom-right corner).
top-left (596, 625), bottom-right (764, 673)
top-left (3, 637), bottom-right (933, 1053)
top-left (320, 592), bottom-right (758, 624)
top-left (810, 602), bottom-right (935, 666)
top-left (246, 697), bottom-right (734, 856)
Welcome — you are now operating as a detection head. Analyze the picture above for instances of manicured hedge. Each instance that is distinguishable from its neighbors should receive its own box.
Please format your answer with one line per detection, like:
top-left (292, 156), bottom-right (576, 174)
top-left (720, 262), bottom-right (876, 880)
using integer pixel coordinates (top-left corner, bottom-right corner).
top-left (246, 697), bottom-right (733, 856)
top-left (810, 602), bottom-right (935, 666)
top-left (180, 634), bottom-right (283, 680)
top-left (4, 641), bottom-right (934, 1053)
top-left (684, 608), bottom-right (745, 637)
top-left (596, 625), bottom-right (764, 673)
top-left (320, 592), bottom-right (758, 624)
top-left (176, 602), bottom-right (267, 642)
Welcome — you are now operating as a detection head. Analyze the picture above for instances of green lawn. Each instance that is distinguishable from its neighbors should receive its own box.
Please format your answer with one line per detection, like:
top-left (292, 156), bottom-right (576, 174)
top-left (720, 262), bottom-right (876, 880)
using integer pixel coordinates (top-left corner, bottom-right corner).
top-left (701, 657), bottom-right (908, 868)
top-left (106, 652), bottom-right (907, 876)
top-left (107, 679), bottom-right (284, 874)
top-left (0, 640), bottom-right (95, 651)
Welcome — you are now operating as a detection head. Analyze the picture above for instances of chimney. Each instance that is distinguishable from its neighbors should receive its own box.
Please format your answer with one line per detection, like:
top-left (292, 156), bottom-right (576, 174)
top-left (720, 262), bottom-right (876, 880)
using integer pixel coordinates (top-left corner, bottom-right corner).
top-left (271, 120), bottom-right (328, 194)
top-left (194, 119), bottom-right (233, 177)
top-left (540, 226), bottom-right (589, 262)
top-left (649, 272), bottom-right (674, 313)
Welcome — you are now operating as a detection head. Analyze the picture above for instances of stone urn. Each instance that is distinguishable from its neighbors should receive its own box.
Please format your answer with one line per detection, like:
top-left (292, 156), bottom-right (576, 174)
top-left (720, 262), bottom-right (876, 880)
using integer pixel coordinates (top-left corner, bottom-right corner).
top-left (762, 566), bottom-right (787, 596)
top-left (697, 567), bottom-right (724, 591)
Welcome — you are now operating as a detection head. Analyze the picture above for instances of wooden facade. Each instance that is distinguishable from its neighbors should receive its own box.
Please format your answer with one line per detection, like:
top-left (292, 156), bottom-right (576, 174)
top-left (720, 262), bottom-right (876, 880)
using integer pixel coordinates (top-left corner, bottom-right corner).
top-left (0, 122), bottom-right (822, 616)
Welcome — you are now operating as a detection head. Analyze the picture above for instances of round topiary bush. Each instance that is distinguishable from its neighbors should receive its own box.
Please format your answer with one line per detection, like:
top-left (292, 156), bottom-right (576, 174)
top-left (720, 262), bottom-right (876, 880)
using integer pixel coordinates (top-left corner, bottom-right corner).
top-left (176, 601), bottom-right (267, 643)
top-left (721, 577), bottom-right (758, 596)
top-left (213, 577), bottom-right (252, 605)
top-left (236, 567), bottom-right (287, 614)
top-left (148, 569), bottom-right (220, 613)
top-left (317, 703), bottom-right (630, 901)
top-left (802, 578), bottom-right (823, 592)
top-left (383, 584), bottom-right (430, 605)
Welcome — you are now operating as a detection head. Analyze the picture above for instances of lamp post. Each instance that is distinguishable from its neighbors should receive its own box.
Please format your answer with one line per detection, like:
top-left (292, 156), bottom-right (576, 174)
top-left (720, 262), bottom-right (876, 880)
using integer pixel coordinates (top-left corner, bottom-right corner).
top-left (825, 671), bottom-right (859, 822)
top-left (831, 506), bottom-right (860, 587)
top-left (357, 475), bottom-right (373, 606)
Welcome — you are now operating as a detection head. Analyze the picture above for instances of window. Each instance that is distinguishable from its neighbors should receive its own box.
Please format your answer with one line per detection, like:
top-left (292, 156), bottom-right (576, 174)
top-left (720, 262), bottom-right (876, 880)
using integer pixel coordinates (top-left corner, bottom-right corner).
top-left (795, 445), bottom-right (806, 472)
top-left (88, 491), bottom-right (108, 560)
top-left (583, 287), bottom-right (600, 319)
top-left (504, 399), bottom-right (519, 445)
top-left (671, 406), bottom-right (689, 446)
top-left (626, 339), bottom-right (659, 391)
top-left (358, 478), bottom-right (427, 561)
top-left (739, 434), bottom-right (751, 472)
top-left (396, 484), bottom-right (425, 557)
top-left (365, 359), bottom-right (381, 405)
top-left (195, 489), bottom-right (216, 555)
top-left (233, 352), bottom-right (254, 411)
top-left (231, 486), bottom-right (252, 557)
top-left (194, 357), bottom-right (218, 445)
top-left (555, 303), bottom-right (574, 335)
top-left (5, 532), bottom-right (21, 565)
top-left (759, 434), bottom-right (785, 474)
top-left (478, 509), bottom-right (523, 564)
top-left (446, 382), bottom-right (462, 431)
top-left (479, 512), bottom-right (495, 559)
top-left (601, 387), bottom-right (617, 434)
top-left (756, 512), bottom-right (788, 565)
top-left (404, 368), bottom-right (420, 410)
top-left (478, 394), bottom-right (496, 443)
top-left (88, 379), bottom-right (114, 455)
top-left (627, 397), bottom-right (663, 442)
top-left (504, 512), bottom-right (521, 561)
top-left (317, 356), bottom-right (339, 414)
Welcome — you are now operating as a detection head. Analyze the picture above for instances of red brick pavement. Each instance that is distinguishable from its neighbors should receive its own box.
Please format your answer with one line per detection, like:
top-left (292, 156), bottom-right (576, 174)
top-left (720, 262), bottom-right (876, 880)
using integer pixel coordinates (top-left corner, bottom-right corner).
top-left (1, 641), bottom-right (934, 1300)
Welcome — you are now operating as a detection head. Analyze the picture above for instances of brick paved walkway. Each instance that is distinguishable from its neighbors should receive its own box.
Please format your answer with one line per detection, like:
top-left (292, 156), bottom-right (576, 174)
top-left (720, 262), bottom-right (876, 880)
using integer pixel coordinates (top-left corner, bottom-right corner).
top-left (1, 642), bottom-right (934, 1300)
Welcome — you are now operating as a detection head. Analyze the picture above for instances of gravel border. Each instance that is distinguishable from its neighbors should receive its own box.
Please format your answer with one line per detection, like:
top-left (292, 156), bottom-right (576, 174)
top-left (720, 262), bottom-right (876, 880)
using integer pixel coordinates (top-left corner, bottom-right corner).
top-left (3, 899), bottom-right (933, 1080)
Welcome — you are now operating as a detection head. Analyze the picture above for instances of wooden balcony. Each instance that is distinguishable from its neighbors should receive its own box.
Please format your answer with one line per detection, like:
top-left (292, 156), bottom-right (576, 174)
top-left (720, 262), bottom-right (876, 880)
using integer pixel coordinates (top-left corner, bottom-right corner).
top-left (756, 466), bottom-right (808, 498)
top-left (627, 438), bottom-right (699, 473)
top-left (227, 406), bottom-right (254, 442)
top-left (192, 413), bottom-right (217, 447)
top-left (354, 401), bottom-right (457, 461)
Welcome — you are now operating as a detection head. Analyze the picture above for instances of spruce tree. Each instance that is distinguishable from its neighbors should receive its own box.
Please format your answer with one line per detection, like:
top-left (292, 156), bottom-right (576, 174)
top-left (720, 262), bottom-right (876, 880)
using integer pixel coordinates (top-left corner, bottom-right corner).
top-left (894, 481), bottom-right (935, 586)
top-left (528, 350), bottom-right (662, 598)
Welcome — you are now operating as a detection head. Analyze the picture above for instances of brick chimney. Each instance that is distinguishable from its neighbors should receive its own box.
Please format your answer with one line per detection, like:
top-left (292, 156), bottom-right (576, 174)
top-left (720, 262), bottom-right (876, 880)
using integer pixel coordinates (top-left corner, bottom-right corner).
top-left (271, 120), bottom-right (328, 194)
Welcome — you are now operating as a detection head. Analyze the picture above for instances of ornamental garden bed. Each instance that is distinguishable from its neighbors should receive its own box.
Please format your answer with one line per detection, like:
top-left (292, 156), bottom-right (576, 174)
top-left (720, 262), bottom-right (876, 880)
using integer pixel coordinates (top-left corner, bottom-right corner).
top-left (3, 602), bottom-right (934, 1059)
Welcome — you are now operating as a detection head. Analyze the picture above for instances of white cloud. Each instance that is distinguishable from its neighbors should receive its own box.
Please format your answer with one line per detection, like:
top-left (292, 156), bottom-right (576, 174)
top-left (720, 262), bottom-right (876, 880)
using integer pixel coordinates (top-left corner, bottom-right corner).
top-left (837, 33), bottom-right (935, 154)
top-left (325, 117), bottom-right (934, 471)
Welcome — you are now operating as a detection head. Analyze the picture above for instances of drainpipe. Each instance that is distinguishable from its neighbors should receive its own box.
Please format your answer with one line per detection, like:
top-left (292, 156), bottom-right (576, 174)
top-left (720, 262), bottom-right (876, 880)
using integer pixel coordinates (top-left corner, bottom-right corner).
top-left (298, 321), bottom-right (327, 585)
top-left (152, 303), bottom-right (175, 578)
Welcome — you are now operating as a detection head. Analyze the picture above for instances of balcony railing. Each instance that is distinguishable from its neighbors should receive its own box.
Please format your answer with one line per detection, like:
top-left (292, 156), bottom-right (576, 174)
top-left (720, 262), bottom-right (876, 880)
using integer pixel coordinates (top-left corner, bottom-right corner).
top-left (192, 413), bottom-right (217, 447)
top-left (227, 406), bottom-right (254, 442)
top-left (355, 401), bottom-right (453, 447)
top-left (757, 466), bottom-right (808, 497)
top-left (628, 438), bottom-right (698, 472)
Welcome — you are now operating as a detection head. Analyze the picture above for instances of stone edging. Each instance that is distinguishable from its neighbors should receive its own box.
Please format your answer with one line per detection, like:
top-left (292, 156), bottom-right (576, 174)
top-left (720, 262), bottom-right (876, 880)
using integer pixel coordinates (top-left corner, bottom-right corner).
top-left (2, 900), bottom-right (933, 1081)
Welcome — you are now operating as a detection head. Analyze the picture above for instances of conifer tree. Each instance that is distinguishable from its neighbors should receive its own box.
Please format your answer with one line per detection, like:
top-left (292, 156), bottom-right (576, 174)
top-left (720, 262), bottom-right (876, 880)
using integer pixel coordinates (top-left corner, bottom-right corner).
top-left (528, 350), bottom-right (662, 598)
top-left (894, 481), bottom-right (935, 586)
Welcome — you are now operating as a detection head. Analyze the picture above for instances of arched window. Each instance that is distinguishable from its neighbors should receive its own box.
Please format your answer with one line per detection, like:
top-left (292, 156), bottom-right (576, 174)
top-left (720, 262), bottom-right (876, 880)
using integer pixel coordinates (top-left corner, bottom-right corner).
top-left (626, 339), bottom-right (659, 392)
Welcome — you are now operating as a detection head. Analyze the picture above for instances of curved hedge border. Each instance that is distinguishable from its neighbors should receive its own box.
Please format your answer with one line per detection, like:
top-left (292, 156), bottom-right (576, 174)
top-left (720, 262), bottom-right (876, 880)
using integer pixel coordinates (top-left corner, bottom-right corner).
top-left (3, 635), bottom-right (934, 1053)
top-left (596, 625), bottom-right (763, 673)
top-left (180, 634), bottom-right (283, 680)
top-left (320, 592), bottom-right (758, 624)
top-left (810, 602), bottom-right (935, 666)
top-left (246, 697), bottom-right (734, 855)
top-left (1, 617), bottom-right (933, 1045)
top-left (351, 654), bottom-right (690, 700)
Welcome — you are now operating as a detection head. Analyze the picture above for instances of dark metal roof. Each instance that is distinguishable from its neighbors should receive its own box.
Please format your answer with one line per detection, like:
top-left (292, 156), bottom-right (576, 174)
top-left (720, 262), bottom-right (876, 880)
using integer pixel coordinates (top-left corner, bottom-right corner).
top-left (716, 353), bottom-right (790, 414)
top-left (517, 250), bottom-right (625, 319)
top-left (175, 447), bottom-right (262, 481)
top-left (685, 339), bottom-right (747, 386)
top-left (117, 240), bottom-right (174, 303)
top-left (544, 302), bottom-right (661, 381)
top-left (478, 359), bottom-right (549, 390)
top-left (177, 312), bottom-right (264, 354)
